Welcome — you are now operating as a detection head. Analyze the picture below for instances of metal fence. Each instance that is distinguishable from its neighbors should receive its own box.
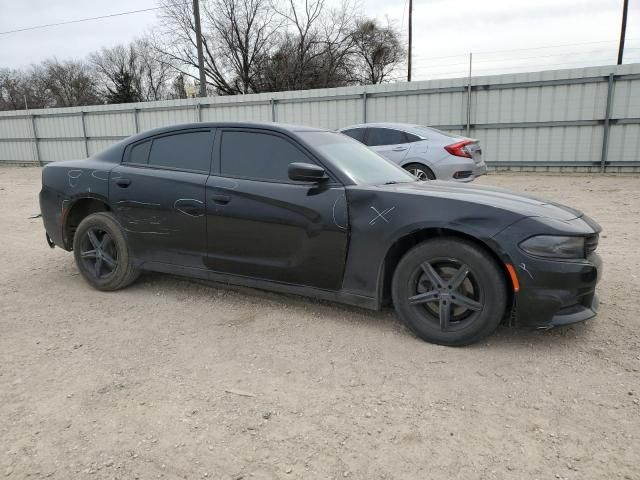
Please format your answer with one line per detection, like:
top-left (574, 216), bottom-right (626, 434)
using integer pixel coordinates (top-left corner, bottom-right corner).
top-left (1, 63), bottom-right (639, 172)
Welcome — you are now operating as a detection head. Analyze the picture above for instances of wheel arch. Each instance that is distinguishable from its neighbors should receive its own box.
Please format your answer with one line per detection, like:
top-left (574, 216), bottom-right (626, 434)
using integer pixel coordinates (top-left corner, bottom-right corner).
top-left (63, 196), bottom-right (111, 250)
top-left (400, 161), bottom-right (436, 179)
top-left (377, 226), bottom-right (515, 316)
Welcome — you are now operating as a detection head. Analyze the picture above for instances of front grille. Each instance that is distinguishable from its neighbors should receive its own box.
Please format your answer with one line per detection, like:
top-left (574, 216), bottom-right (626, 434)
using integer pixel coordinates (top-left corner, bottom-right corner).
top-left (584, 234), bottom-right (599, 256)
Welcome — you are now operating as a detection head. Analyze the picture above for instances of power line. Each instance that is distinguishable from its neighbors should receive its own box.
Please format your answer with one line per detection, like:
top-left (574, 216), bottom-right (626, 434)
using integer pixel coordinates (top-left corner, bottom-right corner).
top-left (0, 6), bottom-right (166, 36)
top-left (412, 46), bottom-right (640, 69)
top-left (411, 38), bottom-right (639, 63)
top-left (412, 54), bottom-right (640, 80)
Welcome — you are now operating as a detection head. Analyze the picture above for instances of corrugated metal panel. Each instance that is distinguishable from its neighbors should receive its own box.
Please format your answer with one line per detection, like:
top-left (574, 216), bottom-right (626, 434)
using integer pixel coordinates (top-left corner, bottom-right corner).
top-left (0, 141), bottom-right (34, 162)
top-left (203, 103), bottom-right (271, 122)
top-left (85, 111), bottom-right (136, 137)
top-left (35, 114), bottom-right (82, 138)
top-left (0, 63), bottom-right (638, 168)
top-left (611, 77), bottom-right (640, 118)
top-left (0, 117), bottom-right (32, 138)
top-left (608, 124), bottom-right (640, 162)
top-left (88, 139), bottom-right (120, 156)
top-left (38, 140), bottom-right (85, 162)
top-left (138, 107), bottom-right (196, 131)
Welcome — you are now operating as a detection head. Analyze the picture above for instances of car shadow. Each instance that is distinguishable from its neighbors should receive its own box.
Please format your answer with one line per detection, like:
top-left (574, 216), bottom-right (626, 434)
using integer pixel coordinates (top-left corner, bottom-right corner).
top-left (131, 272), bottom-right (596, 348)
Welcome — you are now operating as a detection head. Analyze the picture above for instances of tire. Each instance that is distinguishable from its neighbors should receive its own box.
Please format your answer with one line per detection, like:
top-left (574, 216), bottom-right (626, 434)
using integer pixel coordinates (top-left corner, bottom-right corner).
top-left (72, 212), bottom-right (140, 291)
top-left (391, 237), bottom-right (507, 346)
top-left (404, 163), bottom-right (436, 180)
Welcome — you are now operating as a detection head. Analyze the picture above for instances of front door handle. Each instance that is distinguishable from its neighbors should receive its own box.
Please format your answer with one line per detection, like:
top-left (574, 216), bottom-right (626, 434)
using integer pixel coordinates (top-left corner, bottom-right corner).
top-left (211, 194), bottom-right (231, 205)
top-left (115, 178), bottom-right (131, 188)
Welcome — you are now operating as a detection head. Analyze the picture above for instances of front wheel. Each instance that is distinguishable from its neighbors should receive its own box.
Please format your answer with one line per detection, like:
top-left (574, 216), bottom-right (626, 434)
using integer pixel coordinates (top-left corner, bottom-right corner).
top-left (404, 163), bottom-right (435, 180)
top-left (391, 238), bottom-right (507, 346)
top-left (73, 212), bottom-right (140, 291)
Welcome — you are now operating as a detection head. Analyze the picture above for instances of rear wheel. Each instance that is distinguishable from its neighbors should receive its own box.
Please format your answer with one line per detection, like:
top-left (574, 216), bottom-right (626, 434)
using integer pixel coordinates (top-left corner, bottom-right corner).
top-left (404, 163), bottom-right (435, 180)
top-left (73, 212), bottom-right (140, 291)
top-left (391, 238), bottom-right (507, 346)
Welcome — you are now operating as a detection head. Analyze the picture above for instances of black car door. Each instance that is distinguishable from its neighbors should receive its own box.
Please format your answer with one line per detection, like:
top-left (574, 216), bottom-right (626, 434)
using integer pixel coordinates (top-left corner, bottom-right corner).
top-left (205, 128), bottom-right (349, 291)
top-left (109, 128), bottom-right (214, 270)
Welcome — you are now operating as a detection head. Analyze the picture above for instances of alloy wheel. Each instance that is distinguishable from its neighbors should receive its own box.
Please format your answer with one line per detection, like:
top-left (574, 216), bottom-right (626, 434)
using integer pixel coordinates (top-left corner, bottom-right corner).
top-left (408, 168), bottom-right (428, 180)
top-left (407, 258), bottom-right (484, 331)
top-left (79, 227), bottom-right (118, 280)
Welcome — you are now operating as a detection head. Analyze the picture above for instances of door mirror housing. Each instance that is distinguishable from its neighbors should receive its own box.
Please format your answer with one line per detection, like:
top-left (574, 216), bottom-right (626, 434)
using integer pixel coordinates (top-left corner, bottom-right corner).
top-left (288, 162), bottom-right (328, 182)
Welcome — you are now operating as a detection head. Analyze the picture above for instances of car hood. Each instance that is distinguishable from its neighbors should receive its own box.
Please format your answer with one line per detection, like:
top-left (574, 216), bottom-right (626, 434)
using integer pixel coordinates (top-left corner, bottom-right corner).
top-left (373, 180), bottom-right (583, 222)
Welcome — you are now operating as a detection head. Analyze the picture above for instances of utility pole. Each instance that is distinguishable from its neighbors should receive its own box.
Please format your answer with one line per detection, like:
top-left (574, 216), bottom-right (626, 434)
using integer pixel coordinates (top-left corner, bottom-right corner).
top-left (193, 0), bottom-right (207, 97)
top-left (407, 0), bottom-right (413, 82)
top-left (617, 0), bottom-right (629, 64)
top-left (466, 53), bottom-right (472, 135)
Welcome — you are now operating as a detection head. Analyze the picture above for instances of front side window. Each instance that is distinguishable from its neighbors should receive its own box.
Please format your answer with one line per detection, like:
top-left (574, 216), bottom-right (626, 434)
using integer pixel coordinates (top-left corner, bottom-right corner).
top-left (220, 130), bottom-right (313, 182)
top-left (147, 131), bottom-right (212, 172)
top-left (366, 128), bottom-right (408, 146)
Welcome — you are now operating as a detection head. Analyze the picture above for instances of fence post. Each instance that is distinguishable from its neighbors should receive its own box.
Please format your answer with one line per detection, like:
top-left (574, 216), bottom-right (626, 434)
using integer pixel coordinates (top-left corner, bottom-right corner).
top-left (80, 111), bottom-right (89, 158)
top-left (133, 108), bottom-right (139, 133)
top-left (195, 103), bottom-right (202, 122)
top-left (600, 73), bottom-right (615, 173)
top-left (271, 99), bottom-right (277, 122)
top-left (466, 53), bottom-right (473, 136)
top-left (362, 91), bottom-right (367, 123)
top-left (30, 114), bottom-right (41, 166)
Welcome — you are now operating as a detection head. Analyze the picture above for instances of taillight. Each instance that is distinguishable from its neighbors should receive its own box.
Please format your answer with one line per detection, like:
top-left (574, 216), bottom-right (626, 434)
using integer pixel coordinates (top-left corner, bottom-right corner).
top-left (445, 139), bottom-right (474, 158)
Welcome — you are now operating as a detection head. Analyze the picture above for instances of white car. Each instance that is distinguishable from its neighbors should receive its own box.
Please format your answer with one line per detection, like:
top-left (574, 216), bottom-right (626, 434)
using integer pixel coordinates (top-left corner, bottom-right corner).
top-left (338, 123), bottom-right (487, 182)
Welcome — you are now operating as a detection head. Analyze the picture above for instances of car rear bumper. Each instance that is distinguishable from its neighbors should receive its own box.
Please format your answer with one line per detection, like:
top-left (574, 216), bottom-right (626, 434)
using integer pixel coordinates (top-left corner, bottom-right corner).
top-left (434, 157), bottom-right (487, 182)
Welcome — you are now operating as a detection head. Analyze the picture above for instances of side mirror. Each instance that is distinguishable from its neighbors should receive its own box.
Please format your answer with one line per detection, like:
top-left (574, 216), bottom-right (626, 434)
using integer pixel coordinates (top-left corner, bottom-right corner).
top-left (288, 162), bottom-right (328, 182)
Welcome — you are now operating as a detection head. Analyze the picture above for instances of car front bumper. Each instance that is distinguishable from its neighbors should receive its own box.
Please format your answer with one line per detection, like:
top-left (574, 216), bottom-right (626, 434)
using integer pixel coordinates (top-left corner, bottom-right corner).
top-left (508, 251), bottom-right (602, 329)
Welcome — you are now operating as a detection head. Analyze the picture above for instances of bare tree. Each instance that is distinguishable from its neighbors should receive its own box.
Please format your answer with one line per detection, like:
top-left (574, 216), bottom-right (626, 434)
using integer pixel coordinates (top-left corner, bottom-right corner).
top-left (91, 44), bottom-right (143, 103)
top-left (0, 68), bottom-right (49, 110)
top-left (135, 39), bottom-right (173, 100)
top-left (260, 0), bottom-right (359, 91)
top-left (155, 0), bottom-right (279, 95)
top-left (0, 60), bottom-right (99, 111)
top-left (351, 19), bottom-right (405, 84)
top-left (34, 59), bottom-right (101, 107)
top-left (91, 40), bottom-right (172, 104)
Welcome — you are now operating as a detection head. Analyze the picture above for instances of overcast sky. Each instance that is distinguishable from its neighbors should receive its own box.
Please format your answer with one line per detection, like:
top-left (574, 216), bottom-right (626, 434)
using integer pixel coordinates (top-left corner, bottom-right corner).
top-left (1, 0), bottom-right (638, 80)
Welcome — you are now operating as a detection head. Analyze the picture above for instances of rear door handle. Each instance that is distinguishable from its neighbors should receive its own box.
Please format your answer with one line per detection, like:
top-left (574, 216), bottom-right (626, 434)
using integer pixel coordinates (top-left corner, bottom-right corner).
top-left (115, 178), bottom-right (131, 188)
top-left (392, 146), bottom-right (408, 152)
top-left (211, 194), bottom-right (231, 205)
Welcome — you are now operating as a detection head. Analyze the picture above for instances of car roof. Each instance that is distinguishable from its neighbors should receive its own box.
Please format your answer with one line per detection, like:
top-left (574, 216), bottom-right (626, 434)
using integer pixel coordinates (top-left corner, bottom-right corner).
top-left (131, 121), bottom-right (327, 140)
top-left (93, 121), bottom-right (335, 165)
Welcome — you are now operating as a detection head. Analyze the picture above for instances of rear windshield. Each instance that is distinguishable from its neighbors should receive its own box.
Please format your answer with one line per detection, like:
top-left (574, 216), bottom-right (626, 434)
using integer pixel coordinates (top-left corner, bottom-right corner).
top-left (412, 126), bottom-right (465, 140)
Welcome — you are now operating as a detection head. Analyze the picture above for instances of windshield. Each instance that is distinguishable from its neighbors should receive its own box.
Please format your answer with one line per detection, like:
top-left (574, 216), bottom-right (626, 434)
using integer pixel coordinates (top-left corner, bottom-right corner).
top-left (298, 131), bottom-right (416, 185)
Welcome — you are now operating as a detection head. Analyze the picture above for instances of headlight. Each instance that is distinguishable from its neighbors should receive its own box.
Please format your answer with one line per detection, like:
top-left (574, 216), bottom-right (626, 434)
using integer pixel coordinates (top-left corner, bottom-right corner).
top-left (519, 235), bottom-right (585, 259)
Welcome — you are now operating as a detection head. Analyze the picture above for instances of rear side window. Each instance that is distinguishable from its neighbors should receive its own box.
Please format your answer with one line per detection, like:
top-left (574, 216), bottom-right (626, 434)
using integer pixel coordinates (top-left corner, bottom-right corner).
top-left (127, 140), bottom-right (151, 164)
top-left (220, 130), bottom-right (312, 182)
top-left (341, 128), bottom-right (366, 143)
top-left (405, 132), bottom-right (422, 143)
top-left (148, 131), bottom-right (212, 172)
top-left (366, 128), bottom-right (408, 146)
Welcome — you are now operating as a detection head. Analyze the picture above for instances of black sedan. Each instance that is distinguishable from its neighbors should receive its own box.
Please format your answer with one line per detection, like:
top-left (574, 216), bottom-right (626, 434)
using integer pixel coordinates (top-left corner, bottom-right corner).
top-left (39, 122), bottom-right (602, 346)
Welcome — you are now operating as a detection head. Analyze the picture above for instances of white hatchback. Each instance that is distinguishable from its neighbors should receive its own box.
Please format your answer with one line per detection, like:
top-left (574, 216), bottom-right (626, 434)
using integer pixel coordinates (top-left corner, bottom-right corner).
top-left (338, 123), bottom-right (487, 182)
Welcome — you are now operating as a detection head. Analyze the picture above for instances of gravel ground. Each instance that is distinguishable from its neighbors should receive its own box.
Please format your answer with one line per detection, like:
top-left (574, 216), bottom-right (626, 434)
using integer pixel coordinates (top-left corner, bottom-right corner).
top-left (1, 166), bottom-right (639, 480)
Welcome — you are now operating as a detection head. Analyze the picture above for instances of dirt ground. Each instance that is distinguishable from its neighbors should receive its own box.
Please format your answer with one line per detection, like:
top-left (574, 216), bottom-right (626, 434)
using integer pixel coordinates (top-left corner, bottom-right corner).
top-left (1, 166), bottom-right (639, 480)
